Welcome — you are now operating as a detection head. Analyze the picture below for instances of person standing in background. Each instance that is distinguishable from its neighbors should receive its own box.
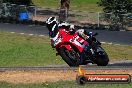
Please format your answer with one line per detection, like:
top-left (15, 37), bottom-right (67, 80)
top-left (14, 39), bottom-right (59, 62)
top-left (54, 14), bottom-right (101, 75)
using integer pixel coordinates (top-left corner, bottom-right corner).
top-left (59, 0), bottom-right (70, 22)
top-left (60, 0), bottom-right (70, 10)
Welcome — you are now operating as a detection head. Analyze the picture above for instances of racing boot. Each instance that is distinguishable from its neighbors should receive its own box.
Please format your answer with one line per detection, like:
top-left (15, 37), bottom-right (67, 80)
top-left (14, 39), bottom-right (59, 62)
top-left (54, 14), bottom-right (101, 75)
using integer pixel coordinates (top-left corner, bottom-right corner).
top-left (77, 44), bottom-right (94, 66)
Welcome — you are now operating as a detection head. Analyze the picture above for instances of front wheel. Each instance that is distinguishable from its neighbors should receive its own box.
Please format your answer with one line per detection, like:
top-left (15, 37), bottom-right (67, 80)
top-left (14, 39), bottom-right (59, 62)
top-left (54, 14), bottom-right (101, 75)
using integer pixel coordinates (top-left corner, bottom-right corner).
top-left (94, 46), bottom-right (109, 66)
top-left (59, 47), bottom-right (79, 67)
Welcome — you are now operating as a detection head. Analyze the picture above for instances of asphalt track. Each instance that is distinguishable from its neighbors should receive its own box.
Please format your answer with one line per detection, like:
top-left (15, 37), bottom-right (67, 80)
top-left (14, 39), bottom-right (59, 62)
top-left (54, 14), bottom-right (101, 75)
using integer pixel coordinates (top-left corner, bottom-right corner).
top-left (0, 23), bottom-right (132, 45)
top-left (0, 66), bottom-right (132, 71)
top-left (0, 60), bottom-right (132, 71)
top-left (0, 23), bottom-right (132, 70)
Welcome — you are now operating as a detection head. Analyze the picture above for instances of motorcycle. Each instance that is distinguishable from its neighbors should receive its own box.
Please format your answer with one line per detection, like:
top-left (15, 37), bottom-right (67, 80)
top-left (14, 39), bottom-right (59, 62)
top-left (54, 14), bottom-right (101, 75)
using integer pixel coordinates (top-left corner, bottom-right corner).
top-left (49, 28), bottom-right (109, 66)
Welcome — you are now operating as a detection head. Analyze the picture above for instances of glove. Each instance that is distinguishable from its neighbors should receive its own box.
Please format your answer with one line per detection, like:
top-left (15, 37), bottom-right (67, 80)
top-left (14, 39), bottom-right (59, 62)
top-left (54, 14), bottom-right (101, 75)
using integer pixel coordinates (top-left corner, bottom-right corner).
top-left (88, 32), bottom-right (93, 38)
top-left (70, 25), bottom-right (75, 30)
top-left (86, 38), bottom-right (93, 45)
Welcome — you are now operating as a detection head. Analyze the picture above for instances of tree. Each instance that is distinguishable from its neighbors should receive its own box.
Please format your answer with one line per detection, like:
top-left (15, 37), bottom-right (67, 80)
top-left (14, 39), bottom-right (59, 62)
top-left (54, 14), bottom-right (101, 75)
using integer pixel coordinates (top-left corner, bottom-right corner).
top-left (0, 0), bottom-right (3, 7)
top-left (3, 0), bottom-right (33, 5)
top-left (98, 0), bottom-right (132, 30)
top-left (98, 0), bottom-right (132, 13)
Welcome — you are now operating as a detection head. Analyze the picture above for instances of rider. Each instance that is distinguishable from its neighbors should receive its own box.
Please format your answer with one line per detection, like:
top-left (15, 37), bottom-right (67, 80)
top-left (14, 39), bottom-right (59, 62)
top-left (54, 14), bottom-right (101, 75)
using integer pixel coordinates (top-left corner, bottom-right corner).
top-left (46, 17), bottom-right (94, 65)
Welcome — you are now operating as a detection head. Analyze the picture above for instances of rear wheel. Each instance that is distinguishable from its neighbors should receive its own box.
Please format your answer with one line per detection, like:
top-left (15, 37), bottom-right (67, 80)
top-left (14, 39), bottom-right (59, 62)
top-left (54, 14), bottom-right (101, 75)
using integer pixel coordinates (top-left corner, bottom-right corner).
top-left (59, 46), bottom-right (79, 67)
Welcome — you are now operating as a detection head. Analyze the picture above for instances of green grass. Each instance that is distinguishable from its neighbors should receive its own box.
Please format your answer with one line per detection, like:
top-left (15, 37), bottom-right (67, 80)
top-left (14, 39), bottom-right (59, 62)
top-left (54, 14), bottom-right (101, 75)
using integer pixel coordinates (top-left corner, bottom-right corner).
top-left (0, 81), bottom-right (132, 88)
top-left (0, 32), bottom-right (131, 67)
top-left (102, 44), bottom-right (132, 61)
top-left (0, 32), bottom-right (64, 67)
top-left (32, 0), bottom-right (58, 8)
top-left (32, 0), bottom-right (102, 12)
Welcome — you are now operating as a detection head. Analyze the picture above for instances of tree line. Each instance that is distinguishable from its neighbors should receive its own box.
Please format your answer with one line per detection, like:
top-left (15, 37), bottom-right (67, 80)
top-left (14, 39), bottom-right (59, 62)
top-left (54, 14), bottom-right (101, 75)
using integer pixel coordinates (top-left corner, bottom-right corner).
top-left (3, 0), bottom-right (33, 5)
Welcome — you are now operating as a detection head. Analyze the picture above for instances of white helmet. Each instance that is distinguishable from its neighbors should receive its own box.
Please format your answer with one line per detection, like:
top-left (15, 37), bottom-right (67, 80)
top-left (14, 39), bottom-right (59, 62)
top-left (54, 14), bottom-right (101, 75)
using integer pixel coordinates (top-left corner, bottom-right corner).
top-left (46, 17), bottom-right (59, 32)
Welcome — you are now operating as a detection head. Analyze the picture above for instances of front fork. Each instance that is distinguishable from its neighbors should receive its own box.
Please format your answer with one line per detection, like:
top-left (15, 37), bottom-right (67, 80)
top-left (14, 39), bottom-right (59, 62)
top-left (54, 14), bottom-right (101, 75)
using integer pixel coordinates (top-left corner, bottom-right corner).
top-left (77, 44), bottom-right (94, 65)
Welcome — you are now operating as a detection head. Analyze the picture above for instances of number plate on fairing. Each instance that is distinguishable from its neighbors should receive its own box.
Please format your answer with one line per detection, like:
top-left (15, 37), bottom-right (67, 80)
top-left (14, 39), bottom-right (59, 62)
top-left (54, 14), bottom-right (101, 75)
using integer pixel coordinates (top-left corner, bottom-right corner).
top-left (69, 35), bottom-right (86, 48)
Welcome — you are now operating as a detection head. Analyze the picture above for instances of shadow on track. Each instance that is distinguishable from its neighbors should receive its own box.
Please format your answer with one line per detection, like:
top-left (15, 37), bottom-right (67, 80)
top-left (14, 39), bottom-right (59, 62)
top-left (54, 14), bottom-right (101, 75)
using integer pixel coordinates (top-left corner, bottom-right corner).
top-left (109, 60), bottom-right (132, 66)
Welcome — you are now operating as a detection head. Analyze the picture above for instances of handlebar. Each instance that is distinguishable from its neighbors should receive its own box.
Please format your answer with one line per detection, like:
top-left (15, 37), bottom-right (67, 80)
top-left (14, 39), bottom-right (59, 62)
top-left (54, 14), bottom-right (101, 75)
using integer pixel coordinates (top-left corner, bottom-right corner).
top-left (93, 33), bottom-right (98, 36)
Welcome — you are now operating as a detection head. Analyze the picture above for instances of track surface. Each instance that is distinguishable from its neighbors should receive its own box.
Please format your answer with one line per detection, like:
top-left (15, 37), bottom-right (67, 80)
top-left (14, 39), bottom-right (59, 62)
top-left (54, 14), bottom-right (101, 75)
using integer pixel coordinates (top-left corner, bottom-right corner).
top-left (0, 60), bottom-right (132, 71)
top-left (0, 23), bottom-right (132, 45)
top-left (0, 66), bottom-right (132, 71)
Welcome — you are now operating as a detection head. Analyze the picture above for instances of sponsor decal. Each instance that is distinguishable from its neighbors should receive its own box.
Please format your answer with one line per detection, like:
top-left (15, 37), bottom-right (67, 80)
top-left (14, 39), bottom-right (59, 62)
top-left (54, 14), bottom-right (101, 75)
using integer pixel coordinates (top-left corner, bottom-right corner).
top-left (76, 66), bottom-right (131, 84)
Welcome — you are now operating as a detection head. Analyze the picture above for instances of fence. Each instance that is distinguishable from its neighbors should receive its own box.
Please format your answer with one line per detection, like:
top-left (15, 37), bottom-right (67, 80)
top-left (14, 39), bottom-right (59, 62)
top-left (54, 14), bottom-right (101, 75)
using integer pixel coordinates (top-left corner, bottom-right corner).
top-left (0, 3), bottom-right (132, 30)
top-left (34, 8), bottom-right (132, 30)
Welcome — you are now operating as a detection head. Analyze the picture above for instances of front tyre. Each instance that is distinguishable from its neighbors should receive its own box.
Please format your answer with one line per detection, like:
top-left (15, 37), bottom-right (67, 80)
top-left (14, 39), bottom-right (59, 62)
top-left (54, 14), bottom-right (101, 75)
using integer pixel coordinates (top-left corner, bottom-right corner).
top-left (59, 47), bottom-right (78, 67)
top-left (94, 46), bottom-right (109, 66)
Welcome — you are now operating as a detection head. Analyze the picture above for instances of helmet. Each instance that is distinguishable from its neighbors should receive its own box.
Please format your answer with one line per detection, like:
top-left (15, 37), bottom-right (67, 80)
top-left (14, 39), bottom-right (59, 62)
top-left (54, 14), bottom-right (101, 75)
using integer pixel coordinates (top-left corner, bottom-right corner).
top-left (46, 17), bottom-right (58, 32)
top-left (46, 17), bottom-right (59, 37)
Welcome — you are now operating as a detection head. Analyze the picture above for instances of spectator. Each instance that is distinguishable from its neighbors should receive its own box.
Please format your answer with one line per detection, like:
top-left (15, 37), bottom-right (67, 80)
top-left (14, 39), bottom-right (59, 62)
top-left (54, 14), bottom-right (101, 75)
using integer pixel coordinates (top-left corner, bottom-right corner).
top-left (60, 0), bottom-right (70, 10)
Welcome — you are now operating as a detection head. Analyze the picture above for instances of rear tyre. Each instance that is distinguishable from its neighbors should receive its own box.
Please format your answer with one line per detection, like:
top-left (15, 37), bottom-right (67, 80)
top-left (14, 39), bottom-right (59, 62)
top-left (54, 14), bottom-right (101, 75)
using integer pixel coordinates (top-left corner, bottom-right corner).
top-left (59, 47), bottom-right (78, 67)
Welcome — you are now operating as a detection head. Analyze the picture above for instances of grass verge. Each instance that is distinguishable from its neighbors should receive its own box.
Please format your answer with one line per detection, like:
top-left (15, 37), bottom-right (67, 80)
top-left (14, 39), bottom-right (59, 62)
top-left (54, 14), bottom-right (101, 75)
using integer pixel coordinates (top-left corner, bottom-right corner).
top-left (102, 44), bottom-right (132, 61)
top-left (0, 81), bottom-right (131, 88)
top-left (0, 32), bottom-right (64, 67)
top-left (0, 32), bottom-right (131, 67)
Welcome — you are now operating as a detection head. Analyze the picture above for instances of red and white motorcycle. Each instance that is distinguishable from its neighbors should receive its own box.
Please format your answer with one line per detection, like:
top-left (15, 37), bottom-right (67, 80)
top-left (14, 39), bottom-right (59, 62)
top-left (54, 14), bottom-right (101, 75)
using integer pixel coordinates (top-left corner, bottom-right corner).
top-left (50, 28), bottom-right (109, 66)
